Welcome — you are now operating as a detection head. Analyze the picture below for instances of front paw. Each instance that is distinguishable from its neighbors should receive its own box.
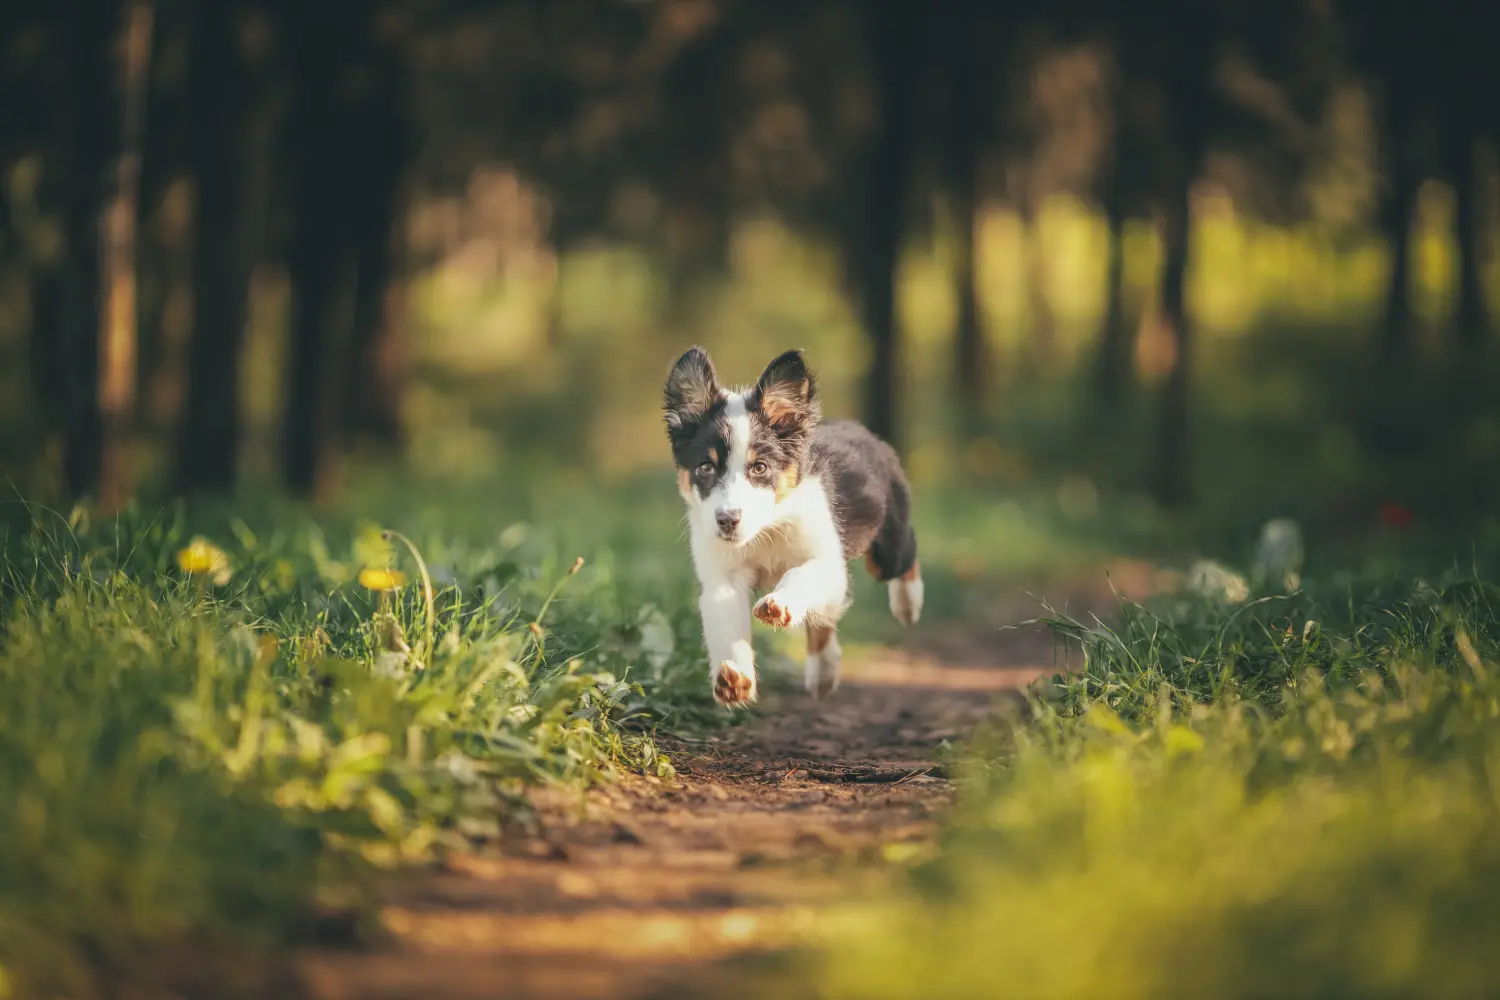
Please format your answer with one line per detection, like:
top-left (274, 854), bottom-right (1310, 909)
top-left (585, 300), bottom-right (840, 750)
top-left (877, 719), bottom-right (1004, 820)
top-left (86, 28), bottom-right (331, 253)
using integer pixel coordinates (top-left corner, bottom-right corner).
top-left (753, 593), bottom-right (799, 629)
top-left (713, 661), bottom-right (758, 708)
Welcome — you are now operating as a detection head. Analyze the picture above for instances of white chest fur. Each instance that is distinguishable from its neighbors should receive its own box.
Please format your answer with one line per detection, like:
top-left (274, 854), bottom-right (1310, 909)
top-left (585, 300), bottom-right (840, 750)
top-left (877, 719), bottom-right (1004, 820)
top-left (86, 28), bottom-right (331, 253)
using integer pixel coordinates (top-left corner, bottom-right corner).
top-left (685, 473), bottom-right (852, 707)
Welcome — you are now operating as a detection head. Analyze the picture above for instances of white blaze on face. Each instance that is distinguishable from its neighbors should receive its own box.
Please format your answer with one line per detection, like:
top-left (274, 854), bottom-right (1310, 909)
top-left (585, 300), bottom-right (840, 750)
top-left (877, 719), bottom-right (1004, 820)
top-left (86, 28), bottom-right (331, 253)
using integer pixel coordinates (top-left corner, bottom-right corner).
top-left (703, 391), bottom-right (779, 545)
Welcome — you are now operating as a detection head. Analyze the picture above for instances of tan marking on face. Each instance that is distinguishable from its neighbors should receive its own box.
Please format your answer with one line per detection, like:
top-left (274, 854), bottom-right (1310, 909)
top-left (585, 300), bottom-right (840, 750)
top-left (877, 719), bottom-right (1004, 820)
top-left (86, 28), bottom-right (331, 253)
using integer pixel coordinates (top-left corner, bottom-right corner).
top-left (774, 462), bottom-right (800, 501)
top-left (707, 447), bottom-right (719, 465)
top-left (902, 559), bottom-right (921, 582)
top-left (807, 623), bottom-right (835, 655)
top-left (677, 468), bottom-right (692, 497)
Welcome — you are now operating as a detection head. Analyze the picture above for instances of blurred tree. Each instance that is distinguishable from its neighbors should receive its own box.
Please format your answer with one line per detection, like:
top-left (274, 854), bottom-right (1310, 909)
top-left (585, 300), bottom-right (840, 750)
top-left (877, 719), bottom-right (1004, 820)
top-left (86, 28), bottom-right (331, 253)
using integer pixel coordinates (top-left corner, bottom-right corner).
top-left (282, 2), bottom-right (413, 498)
top-left (282, 8), bottom-right (348, 499)
top-left (176, 0), bottom-right (275, 494)
top-left (1093, 0), bottom-right (1330, 500)
top-left (1448, 124), bottom-right (1488, 351)
top-left (1343, 2), bottom-right (1494, 363)
top-left (940, 1), bottom-right (987, 427)
top-left (55, 0), bottom-right (119, 500)
top-left (1364, 16), bottom-right (1422, 368)
top-left (1093, 58), bottom-right (1150, 404)
top-left (344, 35), bottom-right (415, 449)
top-left (3, 7), bottom-right (67, 443)
top-left (1108, 0), bottom-right (1217, 505)
top-left (1432, 2), bottom-right (1493, 352)
top-left (135, 0), bottom-right (192, 443)
top-left (96, 0), bottom-right (154, 512)
top-left (858, 0), bottom-right (918, 449)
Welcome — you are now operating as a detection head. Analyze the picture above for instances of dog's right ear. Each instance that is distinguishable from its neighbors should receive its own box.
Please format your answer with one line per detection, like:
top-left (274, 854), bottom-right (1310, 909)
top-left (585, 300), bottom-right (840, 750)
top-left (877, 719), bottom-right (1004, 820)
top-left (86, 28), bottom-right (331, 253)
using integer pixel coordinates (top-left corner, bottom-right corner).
top-left (663, 346), bottom-right (720, 440)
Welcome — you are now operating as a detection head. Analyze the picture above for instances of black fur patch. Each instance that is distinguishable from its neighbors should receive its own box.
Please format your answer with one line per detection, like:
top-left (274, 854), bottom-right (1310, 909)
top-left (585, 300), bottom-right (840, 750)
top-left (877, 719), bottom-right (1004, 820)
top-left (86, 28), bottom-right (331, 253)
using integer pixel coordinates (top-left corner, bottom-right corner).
top-left (663, 346), bottom-right (720, 455)
top-left (806, 420), bottom-right (918, 578)
top-left (664, 347), bottom-right (728, 499)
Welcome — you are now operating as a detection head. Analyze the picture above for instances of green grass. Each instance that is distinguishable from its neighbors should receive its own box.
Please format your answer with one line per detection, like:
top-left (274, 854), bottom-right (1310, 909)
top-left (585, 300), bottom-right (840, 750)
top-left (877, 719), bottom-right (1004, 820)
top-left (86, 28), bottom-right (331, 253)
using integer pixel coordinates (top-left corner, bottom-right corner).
top-left (0, 492), bottom-right (723, 997)
top-left (4, 439), bottom-right (1498, 998)
top-left (801, 560), bottom-right (1500, 1000)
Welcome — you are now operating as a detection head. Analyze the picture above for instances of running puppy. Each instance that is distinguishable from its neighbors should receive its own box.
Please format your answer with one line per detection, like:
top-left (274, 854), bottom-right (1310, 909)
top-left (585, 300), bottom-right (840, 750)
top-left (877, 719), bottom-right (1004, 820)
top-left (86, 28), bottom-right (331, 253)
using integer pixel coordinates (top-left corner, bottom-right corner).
top-left (663, 347), bottom-right (923, 708)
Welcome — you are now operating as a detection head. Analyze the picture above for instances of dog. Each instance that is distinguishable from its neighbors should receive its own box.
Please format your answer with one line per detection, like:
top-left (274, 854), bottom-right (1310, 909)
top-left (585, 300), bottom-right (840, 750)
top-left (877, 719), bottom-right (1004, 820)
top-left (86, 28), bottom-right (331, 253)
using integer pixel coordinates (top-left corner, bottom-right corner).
top-left (663, 346), bottom-right (923, 708)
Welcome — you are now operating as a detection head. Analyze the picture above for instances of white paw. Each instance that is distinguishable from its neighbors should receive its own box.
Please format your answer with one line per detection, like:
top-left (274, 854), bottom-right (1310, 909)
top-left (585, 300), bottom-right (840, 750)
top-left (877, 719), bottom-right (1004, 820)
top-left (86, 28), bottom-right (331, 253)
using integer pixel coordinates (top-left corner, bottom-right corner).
top-left (805, 648), bottom-right (842, 700)
top-left (753, 592), bottom-right (802, 629)
top-left (888, 574), bottom-right (923, 627)
top-left (712, 660), bottom-right (758, 708)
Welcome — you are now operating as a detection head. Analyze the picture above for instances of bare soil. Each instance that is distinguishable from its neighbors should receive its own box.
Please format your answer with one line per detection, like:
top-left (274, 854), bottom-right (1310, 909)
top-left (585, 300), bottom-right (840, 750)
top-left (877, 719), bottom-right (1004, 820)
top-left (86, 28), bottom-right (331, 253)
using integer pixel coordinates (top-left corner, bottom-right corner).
top-left (295, 568), bottom-right (1154, 1000)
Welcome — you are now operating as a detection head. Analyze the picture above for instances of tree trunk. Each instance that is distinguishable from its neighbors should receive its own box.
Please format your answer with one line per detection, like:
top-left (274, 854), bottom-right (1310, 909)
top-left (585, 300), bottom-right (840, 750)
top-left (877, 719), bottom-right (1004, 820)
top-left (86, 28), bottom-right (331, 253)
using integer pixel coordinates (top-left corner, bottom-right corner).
top-left (177, 0), bottom-right (269, 494)
top-left (946, 12), bottom-right (985, 428)
top-left (134, 8), bottom-right (186, 440)
top-left (1152, 180), bottom-right (1192, 507)
top-left (345, 63), bottom-right (412, 448)
top-left (1096, 167), bottom-right (1131, 401)
top-left (27, 155), bottom-right (65, 435)
top-left (95, 0), bottom-right (153, 513)
top-left (1450, 128), bottom-right (1488, 350)
top-left (57, 0), bottom-right (116, 501)
top-left (1020, 197), bottom-right (1055, 369)
top-left (347, 246), bottom-right (405, 446)
top-left (28, 270), bottom-right (64, 427)
top-left (860, 0), bottom-right (917, 450)
top-left (283, 18), bottom-right (349, 499)
top-left (1379, 114), bottom-right (1419, 366)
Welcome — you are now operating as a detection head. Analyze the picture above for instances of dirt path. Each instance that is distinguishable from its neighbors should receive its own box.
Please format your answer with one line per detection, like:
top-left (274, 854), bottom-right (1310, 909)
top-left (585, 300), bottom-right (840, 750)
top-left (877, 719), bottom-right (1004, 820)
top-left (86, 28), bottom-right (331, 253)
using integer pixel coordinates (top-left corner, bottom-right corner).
top-left (295, 572), bottom-right (1145, 1000)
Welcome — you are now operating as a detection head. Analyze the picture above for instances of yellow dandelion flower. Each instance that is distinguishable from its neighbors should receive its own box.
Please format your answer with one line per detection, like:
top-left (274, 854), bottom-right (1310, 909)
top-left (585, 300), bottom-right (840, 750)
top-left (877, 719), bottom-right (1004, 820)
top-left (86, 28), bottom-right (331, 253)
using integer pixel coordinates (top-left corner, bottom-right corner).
top-left (177, 537), bottom-right (232, 585)
top-left (358, 567), bottom-right (407, 592)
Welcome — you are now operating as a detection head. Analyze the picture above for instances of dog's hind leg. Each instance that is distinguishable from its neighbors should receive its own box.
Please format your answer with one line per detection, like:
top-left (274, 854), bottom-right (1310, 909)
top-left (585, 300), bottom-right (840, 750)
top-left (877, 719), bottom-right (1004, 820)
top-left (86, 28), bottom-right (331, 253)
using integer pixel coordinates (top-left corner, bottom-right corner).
top-left (805, 621), bottom-right (842, 699)
top-left (865, 480), bottom-right (922, 627)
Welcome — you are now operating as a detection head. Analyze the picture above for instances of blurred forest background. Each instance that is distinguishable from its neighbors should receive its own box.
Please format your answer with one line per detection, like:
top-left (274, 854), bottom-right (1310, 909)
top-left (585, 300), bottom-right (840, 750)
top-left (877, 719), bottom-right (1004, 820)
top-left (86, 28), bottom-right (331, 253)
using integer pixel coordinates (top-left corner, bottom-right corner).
top-left (3, 0), bottom-right (1499, 558)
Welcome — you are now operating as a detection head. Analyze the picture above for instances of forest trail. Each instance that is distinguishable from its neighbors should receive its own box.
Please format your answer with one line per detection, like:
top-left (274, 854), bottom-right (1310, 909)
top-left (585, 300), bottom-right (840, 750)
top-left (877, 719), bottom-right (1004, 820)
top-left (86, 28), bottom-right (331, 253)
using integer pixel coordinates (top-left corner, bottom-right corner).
top-left (296, 567), bottom-right (1156, 1000)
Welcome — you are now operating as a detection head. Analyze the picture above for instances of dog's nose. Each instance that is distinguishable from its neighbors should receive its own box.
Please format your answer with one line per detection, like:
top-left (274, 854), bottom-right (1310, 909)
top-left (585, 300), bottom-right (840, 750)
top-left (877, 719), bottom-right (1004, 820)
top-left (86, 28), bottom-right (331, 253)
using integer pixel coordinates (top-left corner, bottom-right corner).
top-left (715, 509), bottom-right (741, 536)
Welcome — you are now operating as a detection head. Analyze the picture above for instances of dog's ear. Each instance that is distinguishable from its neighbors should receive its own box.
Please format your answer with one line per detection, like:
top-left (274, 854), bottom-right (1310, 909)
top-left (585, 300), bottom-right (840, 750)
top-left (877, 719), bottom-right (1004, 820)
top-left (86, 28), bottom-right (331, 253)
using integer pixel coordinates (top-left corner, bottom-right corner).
top-left (754, 349), bottom-right (819, 432)
top-left (664, 346), bottom-right (720, 439)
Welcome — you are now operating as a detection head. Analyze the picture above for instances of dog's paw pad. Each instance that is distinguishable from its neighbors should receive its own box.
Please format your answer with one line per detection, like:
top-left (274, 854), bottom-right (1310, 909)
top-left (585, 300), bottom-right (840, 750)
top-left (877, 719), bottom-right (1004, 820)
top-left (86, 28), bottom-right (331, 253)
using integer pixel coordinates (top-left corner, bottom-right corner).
top-left (753, 594), bottom-right (794, 628)
top-left (714, 662), bottom-right (757, 708)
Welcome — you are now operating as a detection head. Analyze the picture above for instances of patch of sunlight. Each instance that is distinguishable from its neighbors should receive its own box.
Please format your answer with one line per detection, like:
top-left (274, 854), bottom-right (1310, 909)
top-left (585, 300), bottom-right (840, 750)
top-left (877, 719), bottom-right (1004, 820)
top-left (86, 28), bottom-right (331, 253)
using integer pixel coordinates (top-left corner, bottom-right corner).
top-left (558, 247), bottom-right (664, 339)
top-left (404, 383), bottom-right (502, 479)
top-left (898, 245), bottom-right (955, 350)
top-left (381, 903), bottom-right (831, 959)
top-left (590, 407), bottom-right (672, 479)
top-left (1413, 180), bottom-right (1455, 329)
top-left (1191, 193), bottom-right (1255, 336)
top-left (1040, 194), bottom-right (1108, 332)
top-left (906, 441), bottom-right (953, 488)
top-left (977, 205), bottom-right (1028, 341)
top-left (708, 213), bottom-right (866, 409)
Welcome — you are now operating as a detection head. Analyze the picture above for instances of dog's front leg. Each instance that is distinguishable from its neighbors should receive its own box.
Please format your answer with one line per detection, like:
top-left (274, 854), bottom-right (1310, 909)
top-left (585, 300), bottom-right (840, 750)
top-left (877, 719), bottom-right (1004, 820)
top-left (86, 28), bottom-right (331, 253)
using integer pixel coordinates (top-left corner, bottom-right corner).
top-left (752, 558), bottom-right (849, 630)
top-left (699, 574), bottom-right (757, 707)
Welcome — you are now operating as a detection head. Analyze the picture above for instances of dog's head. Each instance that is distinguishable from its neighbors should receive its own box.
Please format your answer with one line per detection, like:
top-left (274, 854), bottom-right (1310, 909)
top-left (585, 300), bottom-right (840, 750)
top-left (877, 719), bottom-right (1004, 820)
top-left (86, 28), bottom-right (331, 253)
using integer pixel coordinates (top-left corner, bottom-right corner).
top-left (664, 347), bottom-right (820, 546)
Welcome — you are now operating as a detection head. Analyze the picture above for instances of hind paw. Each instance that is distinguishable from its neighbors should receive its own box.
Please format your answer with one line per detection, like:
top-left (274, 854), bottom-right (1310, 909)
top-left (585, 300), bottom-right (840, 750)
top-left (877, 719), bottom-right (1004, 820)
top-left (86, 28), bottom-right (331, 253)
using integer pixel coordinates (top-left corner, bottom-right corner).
top-left (888, 571), bottom-right (924, 627)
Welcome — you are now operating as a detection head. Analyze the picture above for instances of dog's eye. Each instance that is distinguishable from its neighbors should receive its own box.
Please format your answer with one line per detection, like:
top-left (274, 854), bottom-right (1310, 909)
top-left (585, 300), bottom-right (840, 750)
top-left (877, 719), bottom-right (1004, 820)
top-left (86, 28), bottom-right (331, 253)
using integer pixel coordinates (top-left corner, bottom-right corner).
top-left (696, 461), bottom-right (715, 476)
top-left (749, 461), bottom-right (769, 476)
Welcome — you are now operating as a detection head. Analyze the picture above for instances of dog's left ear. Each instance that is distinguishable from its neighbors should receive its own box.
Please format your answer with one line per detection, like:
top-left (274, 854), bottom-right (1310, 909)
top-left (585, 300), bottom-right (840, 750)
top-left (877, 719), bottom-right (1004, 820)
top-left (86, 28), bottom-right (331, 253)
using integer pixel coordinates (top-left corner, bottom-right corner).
top-left (755, 350), bottom-right (819, 431)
